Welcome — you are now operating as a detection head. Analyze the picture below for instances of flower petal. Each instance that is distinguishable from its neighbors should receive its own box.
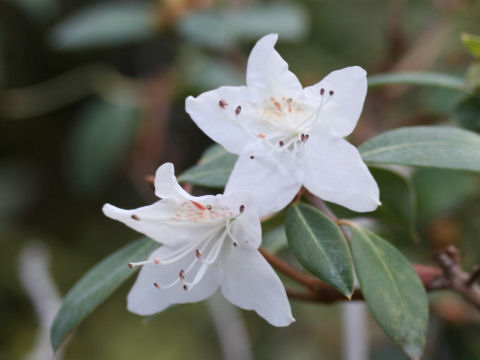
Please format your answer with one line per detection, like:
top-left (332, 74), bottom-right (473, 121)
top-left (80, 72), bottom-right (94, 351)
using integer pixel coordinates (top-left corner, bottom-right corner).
top-left (103, 202), bottom-right (212, 246)
top-left (224, 141), bottom-right (302, 218)
top-left (246, 33), bottom-right (302, 96)
top-left (221, 190), bottom-right (262, 249)
top-left (300, 135), bottom-right (380, 212)
top-left (304, 66), bottom-right (367, 138)
top-left (154, 162), bottom-right (195, 201)
top-left (127, 246), bottom-right (224, 315)
top-left (185, 86), bottom-right (252, 154)
top-left (220, 247), bottom-right (294, 327)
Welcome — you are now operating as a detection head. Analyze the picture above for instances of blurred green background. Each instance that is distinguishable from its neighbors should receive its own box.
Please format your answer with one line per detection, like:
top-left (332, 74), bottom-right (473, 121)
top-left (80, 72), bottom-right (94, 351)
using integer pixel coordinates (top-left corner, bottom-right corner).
top-left (1, 0), bottom-right (480, 359)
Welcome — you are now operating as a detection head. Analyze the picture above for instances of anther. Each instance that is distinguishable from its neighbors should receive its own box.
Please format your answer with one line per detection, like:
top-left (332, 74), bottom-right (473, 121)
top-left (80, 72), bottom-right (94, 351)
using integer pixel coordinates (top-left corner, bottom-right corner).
top-left (301, 133), bottom-right (307, 142)
top-left (219, 99), bottom-right (228, 108)
top-left (258, 132), bottom-right (266, 139)
top-left (233, 242), bottom-right (238, 247)
top-left (279, 140), bottom-right (285, 147)
top-left (320, 88), bottom-right (325, 96)
top-left (153, 257), bottom-right (161, 264)
top-left (131, 214), bottom-right (140, 221)
top-left (235, 105), bottom-right (242, 115)
top-left (329, 90), bottom-right (334, 96)
top-left (183, 285), bottom-right (189, 291)
top-left (249, 155), bottom-right (254, 159)
top-left (154, 282), bottom-right (161, 289)
top-left (206, 205), bottom-right (212, 211)
top-left (179, 269), bottom-right (186, 279)
top-left (128, 262), bottom-right (135, 268)
top-left (239, 204), bottom-right (245, 213)
top-left (196, 249), bottom-right (202, 258)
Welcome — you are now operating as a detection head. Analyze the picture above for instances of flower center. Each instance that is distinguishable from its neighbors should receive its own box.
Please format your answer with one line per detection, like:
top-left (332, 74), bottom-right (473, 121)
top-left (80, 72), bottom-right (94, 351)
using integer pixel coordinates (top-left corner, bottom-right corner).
top-left (220, 87), bottom-right (334, 154)
top-left (127, 203), bottom-right (244, 291)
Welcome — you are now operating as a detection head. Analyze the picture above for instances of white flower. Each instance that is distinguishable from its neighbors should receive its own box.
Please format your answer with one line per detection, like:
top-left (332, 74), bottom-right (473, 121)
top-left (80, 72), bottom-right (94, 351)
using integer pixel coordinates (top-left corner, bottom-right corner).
top-left (102, 162), bottom-right (294, 327)
top-left (186, 33), bottom-right (380, 217)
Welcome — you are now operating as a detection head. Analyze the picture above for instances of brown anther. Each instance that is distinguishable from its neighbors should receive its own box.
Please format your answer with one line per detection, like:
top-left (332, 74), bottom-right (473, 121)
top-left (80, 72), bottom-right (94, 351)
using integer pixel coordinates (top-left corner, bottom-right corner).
top-left (301, 134), bottom-right (307, 142)
top-left (239, 204), bottom-right (245, 213)
top-left (154, 282), bottom-right (161, 289)
top-left (249, 155), bottom-right (255, 159)
top-left (153, 257), bottom-right (161, 264)
top-left (128, 262), bottom-right (135, 269)
top-left (183, 285), bottom-right (189, 291)
top-left (287, 98), bottom-right (293, 103)
top-left (258, 132), bottom-right (266, 139)
top-left (206, 205), bottom-right (212, 211)
top-left (233, 242), bottom-right (238, 247)
top-left (179, 269), bottom-right (186, 279)
top-left (131, 214), bottom-right (140, 221)
top-left (279, 140), bottom-right (285, 147)
top-left (235, 105), bottom-right (242, 115)
top-left (196, 249), bottom-right (202, 258)
top-left (305, 134), bottom-right (309, 140)
top-left (219, 99), bottom-right (228, 108)
top-left (329, 90), bottom-right (334, 96)
top-left (320, 88), bottom-right (325, 95)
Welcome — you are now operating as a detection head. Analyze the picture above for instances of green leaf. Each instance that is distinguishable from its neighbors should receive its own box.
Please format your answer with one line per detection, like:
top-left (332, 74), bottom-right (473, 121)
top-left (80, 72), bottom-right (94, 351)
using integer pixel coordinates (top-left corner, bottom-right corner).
top-left (178, 4), bottom-right (308, 50)
top-left (350, 226), bottom-right (428, 360)
top-left (368, 72), bottom-right (466, 92)
top-left (286, 203), bottom-right (354, 297)
top-left (461, 32), bottom-right (480, 58)
top-left (370, 167), bottom-right (418, 241)
top-left (178, 144), bottom-right (237, 188)
top-left (49, 3), bottom-right (155, 50)
top-left (67, 100), bottom-right (138, 194)
top-left (51, 237), bottom-right (158, 351)
top-left (359, 126), bottom-right (480, 172)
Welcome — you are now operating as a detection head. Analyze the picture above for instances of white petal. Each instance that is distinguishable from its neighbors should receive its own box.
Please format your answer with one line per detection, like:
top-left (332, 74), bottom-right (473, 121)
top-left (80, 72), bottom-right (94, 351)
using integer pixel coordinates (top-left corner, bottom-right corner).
top-left (224, 141), bottom-right (302, 218)
top-left (221, 247), bottom-right (294, 327)
top-left (154, 162), bottom-right (195, 201)
top-left (127, 246), bottom-right (223, 315)
top-left (246, 33), bottom-right (302, 96)
top-left (103, 202), bottom-right (212, 246)
top-left (185, 86), bottom-right (252, 154)
top-left (300, 135), bottom-right (380, 212)
top-left (304, 66), bottom-right (367, 138)
top-left (221, 191), bottom-right (262, 249)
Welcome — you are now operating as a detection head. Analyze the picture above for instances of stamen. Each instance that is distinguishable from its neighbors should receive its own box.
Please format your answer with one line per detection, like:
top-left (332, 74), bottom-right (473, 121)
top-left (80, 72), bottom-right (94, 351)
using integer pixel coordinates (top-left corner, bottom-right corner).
top-left (235, 105), bottom-right (242, 115)
top-left (179, 269), bottom-right (186, 279)
top-left (258, 132), bottom-right (266, 139)
top-left (154, 282), bottom-right (161, 288)
top-left (320, 88), bottom-right (325, 96)
top-left (127, 257), bottom-right (161, 268)
top-left (329, 90), bottom-right (334, 96)
top-left (206, 205), bottom-right (212, 211)
top-left (183, 285), bottom-right (188, 291)
top-left (131, 214), bottom-right (140, 221)
top-left (249, 155), bottom-right (254, 159)
top-left (279, 140), bottom-right (285, 147)
top-left (219, 99), bottom-right (228, 108)
top-left (233, 242), bottom-right (238, 247)
top-left (301, 133), bottom-right (307, 142)
top-left (196, 249), bottom-right (202, 258)
top-left (239, 205), bottom-right (245, 213)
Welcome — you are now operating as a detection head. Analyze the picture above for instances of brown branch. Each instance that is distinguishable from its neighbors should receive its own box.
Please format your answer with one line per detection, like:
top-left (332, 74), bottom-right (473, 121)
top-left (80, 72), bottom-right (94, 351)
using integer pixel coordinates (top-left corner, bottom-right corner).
top-left (262, 246), bottom-right (480, 310)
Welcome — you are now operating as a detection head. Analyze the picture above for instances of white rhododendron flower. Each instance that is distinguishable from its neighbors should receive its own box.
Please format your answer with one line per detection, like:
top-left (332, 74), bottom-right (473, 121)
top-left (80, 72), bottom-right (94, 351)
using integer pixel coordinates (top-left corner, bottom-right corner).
top-left (186, 33), bottom-right (380, 217)
top-left (103, 163), bottom-right (294, 327)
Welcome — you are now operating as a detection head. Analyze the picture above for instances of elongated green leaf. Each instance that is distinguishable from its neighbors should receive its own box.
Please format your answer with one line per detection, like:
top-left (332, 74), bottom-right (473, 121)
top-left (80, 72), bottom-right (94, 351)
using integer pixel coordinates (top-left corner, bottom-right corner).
top-left (49, 3), bottom-right (155, 50)
top-left (350, 226), bottom-right (428, 360)
top-left (370, 167), bottom-right (418, 241)
top-left (368, 72), bottom-right (466, 92)
top-left (286, 203), bottom-right (353, 297)
top-left (179, 144), bottom-right (237, 188)
top-left (359, 126), bottom-right (480, 172)
top-left (51, 238), bottom-right (158, 351)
